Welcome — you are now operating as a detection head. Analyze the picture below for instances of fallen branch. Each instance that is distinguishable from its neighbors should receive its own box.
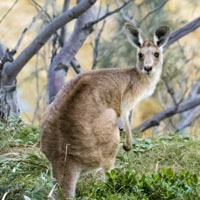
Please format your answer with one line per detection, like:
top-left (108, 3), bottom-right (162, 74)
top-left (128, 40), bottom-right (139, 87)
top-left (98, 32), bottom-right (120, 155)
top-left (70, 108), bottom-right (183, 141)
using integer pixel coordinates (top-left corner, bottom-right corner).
top-left (132, 97), bottom-right (200, 133)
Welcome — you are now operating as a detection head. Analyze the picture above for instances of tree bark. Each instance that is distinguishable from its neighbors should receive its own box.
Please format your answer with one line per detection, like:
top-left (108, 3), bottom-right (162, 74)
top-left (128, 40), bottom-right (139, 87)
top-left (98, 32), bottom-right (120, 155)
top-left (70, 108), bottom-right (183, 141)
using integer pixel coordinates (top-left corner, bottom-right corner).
top-left (166, 16), bottom-right (200, 48)
top-left (0, 82), bottom-right (20, 120)
top-left (0, 43), bottom-right (20, 119)
top-left (60, 0), bottom-right (70, 47)
top-left (47, 0), bottom-right (70, 104)
top-left (176, 81), bottom-right (200, 132)
top-left (48, 3), bottom-right (94, 103)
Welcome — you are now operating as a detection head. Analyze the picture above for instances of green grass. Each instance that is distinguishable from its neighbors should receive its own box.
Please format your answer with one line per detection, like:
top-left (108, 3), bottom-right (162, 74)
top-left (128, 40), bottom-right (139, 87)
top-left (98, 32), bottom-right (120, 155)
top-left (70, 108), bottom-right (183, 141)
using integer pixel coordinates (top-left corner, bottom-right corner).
top-left (0, 118), bottom-right (54, 200)
top-left (76, 136), bottom-right (200, 199)
top-left (117, 136), bottom-right (200, 175)
top-left (1, 119), bottom-right (200, 199)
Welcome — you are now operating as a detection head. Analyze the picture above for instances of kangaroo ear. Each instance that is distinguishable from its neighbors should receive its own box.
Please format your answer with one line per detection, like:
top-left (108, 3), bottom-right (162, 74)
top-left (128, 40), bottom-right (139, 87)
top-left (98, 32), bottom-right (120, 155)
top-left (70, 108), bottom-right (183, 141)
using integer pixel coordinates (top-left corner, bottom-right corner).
top-left (154, 26), bottom-right (170, 48)
top-left (125, 23), bottom-right (143, 48)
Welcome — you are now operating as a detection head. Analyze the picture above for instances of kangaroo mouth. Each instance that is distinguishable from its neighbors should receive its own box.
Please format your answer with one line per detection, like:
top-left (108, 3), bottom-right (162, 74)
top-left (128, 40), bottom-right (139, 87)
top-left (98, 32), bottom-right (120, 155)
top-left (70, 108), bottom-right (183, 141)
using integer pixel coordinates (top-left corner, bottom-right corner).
top-left (141, 69), bottom-right (152, 75)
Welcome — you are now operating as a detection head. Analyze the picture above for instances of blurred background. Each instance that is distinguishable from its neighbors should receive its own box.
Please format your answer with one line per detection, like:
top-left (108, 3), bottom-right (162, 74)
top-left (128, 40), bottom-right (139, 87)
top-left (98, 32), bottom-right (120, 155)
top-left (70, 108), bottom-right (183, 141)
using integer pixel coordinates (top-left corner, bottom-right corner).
top-left (0, 0), bottom-right (200, 136)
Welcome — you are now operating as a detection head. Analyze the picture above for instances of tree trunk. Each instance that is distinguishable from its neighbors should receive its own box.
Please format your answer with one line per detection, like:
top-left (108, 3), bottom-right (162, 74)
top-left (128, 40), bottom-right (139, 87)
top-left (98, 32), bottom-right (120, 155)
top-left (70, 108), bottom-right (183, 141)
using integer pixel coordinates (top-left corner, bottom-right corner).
top-left (0, 82), bottom-right (20, 120)
top-left (0, 43), bottom-right (20, 120)
top-left (47, 0), bottom-right (69, 104)
top-left (48, 3), bottom-right (94, 103)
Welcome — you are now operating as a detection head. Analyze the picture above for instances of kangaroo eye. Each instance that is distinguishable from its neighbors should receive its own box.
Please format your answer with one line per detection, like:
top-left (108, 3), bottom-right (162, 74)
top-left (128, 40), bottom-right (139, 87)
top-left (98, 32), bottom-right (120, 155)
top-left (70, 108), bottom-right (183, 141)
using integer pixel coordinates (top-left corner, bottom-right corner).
top-left (154, 52), bottom-right (159, 58)
top-left (138, 53), bottom-right (143, 58)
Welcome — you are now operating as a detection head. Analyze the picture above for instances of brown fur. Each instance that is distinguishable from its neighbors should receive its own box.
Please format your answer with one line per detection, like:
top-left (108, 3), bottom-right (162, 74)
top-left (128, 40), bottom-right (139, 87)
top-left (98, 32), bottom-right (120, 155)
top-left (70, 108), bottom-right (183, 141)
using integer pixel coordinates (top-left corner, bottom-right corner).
top-left (41, 24), bottom-right (170, 199)
top-left (142, 40), bottom-right (157, 48)
top-left (41, 68), bottom-right (158, 197)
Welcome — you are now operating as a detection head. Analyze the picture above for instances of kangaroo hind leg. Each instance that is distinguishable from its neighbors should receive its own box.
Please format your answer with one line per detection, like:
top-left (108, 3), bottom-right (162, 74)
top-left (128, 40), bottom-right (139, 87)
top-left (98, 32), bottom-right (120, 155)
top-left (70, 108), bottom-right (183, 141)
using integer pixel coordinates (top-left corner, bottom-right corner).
top-left (60, 161), bottom-right (81, 199)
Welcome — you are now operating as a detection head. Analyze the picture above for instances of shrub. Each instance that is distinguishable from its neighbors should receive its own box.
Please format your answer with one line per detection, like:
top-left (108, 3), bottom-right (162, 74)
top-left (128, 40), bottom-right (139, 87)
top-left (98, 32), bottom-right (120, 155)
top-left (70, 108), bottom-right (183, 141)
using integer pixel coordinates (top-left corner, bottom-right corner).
top-left (81, 168), bottom-right (200, 200)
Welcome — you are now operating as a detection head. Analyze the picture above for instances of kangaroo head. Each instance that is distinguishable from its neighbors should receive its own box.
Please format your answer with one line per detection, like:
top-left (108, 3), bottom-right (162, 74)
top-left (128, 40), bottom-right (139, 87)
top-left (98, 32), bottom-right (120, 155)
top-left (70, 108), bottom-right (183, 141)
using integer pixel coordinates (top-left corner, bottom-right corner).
top-left (126, 24), bottom-right (170, 75)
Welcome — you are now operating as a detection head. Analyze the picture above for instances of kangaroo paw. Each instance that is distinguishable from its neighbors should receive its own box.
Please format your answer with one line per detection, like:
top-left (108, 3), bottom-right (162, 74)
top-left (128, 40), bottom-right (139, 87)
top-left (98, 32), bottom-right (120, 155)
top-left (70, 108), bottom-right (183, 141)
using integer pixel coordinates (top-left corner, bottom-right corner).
top-left (123, 144), bottom-right (132, 151)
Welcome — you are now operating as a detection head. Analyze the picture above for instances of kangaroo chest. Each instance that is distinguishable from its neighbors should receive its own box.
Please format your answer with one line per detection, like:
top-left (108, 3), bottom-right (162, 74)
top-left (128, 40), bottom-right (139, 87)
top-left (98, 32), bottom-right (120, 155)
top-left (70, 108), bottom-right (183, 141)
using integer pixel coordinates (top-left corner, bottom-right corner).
top-left (126, 71), bottom-right (161, 111)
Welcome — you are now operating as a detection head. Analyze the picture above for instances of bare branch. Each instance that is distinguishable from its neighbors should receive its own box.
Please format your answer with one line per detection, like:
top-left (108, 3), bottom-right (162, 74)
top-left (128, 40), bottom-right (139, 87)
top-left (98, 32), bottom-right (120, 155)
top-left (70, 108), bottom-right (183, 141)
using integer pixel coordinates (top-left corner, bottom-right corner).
top-left (50, 0), bottom-right (70, 62)
top-left (30, 0), bottom-right (43, 12)
top-left (30, 0), bottom-right (52, 20)
top-left (91, 2), bottom-right (110, 70)
top-left (47, 2), bottom-right (77, 103)
top-left (60, 0), bottom-right (70, 47)
top-left (166, 16), bottom-right (200, 48)
top-left (14, 1), bottom-right (53, 52)
top-left (71, 58), bottom-right (83, 74)
top-left (2, 0), bottom-right (97, 85)
top-left (92, 19), bottom-right (106, 70)
top-left (47, 0), bottom-right (70, 104)
top-left (138, 0), bottom-right (169, 26)
top-left (185, 113), bottom-right (199, 131)
top-left (96, 0), bottom-right (103, 21)
top-left (177, 107), bottom-right (200, 132)
top-left (0, 0), bottom-right (19, 24)
top-left (115, 0), bottom-right (137, 27)
top-left (162, 75), bottom-right (178, 106)
top-left (84, 0), bottom-right (133, 29)
top-left (32, 53), bottom-right (40, 123)
top-left (176, 81), bottom-right (200, 132)
top-left (54, 7), bottom-right (94, 72)
top-left (132, 97), bottom-right (200, 133)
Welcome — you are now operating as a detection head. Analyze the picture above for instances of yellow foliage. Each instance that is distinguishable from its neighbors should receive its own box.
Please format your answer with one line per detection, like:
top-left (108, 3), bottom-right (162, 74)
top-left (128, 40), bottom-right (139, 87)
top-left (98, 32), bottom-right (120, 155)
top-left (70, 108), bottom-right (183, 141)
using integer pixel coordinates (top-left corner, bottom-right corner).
top-left (131, 98), bottom-right (162, 128)
top-left (189, 119), bottom-right (200, 138)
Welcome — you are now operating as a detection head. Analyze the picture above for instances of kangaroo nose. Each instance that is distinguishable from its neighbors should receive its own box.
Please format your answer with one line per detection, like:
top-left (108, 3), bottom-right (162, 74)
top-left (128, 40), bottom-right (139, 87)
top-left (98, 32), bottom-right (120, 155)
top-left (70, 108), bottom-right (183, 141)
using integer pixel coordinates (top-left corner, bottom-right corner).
top-left (144, 67), bottom-right (152, 73)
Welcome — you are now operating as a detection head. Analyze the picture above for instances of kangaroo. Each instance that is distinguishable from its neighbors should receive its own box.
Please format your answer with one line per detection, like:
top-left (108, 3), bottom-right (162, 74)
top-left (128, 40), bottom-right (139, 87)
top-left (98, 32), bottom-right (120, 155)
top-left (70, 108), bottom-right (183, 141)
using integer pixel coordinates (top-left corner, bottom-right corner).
top-left (41, 24), bottom-right (170, 198)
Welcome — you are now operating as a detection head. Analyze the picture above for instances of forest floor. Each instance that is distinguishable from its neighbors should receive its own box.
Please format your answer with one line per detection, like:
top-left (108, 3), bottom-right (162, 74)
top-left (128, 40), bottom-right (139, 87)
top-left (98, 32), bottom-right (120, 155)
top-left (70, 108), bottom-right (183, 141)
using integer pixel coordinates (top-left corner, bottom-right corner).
top-left (0, 118), bottom-right (200, 200)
